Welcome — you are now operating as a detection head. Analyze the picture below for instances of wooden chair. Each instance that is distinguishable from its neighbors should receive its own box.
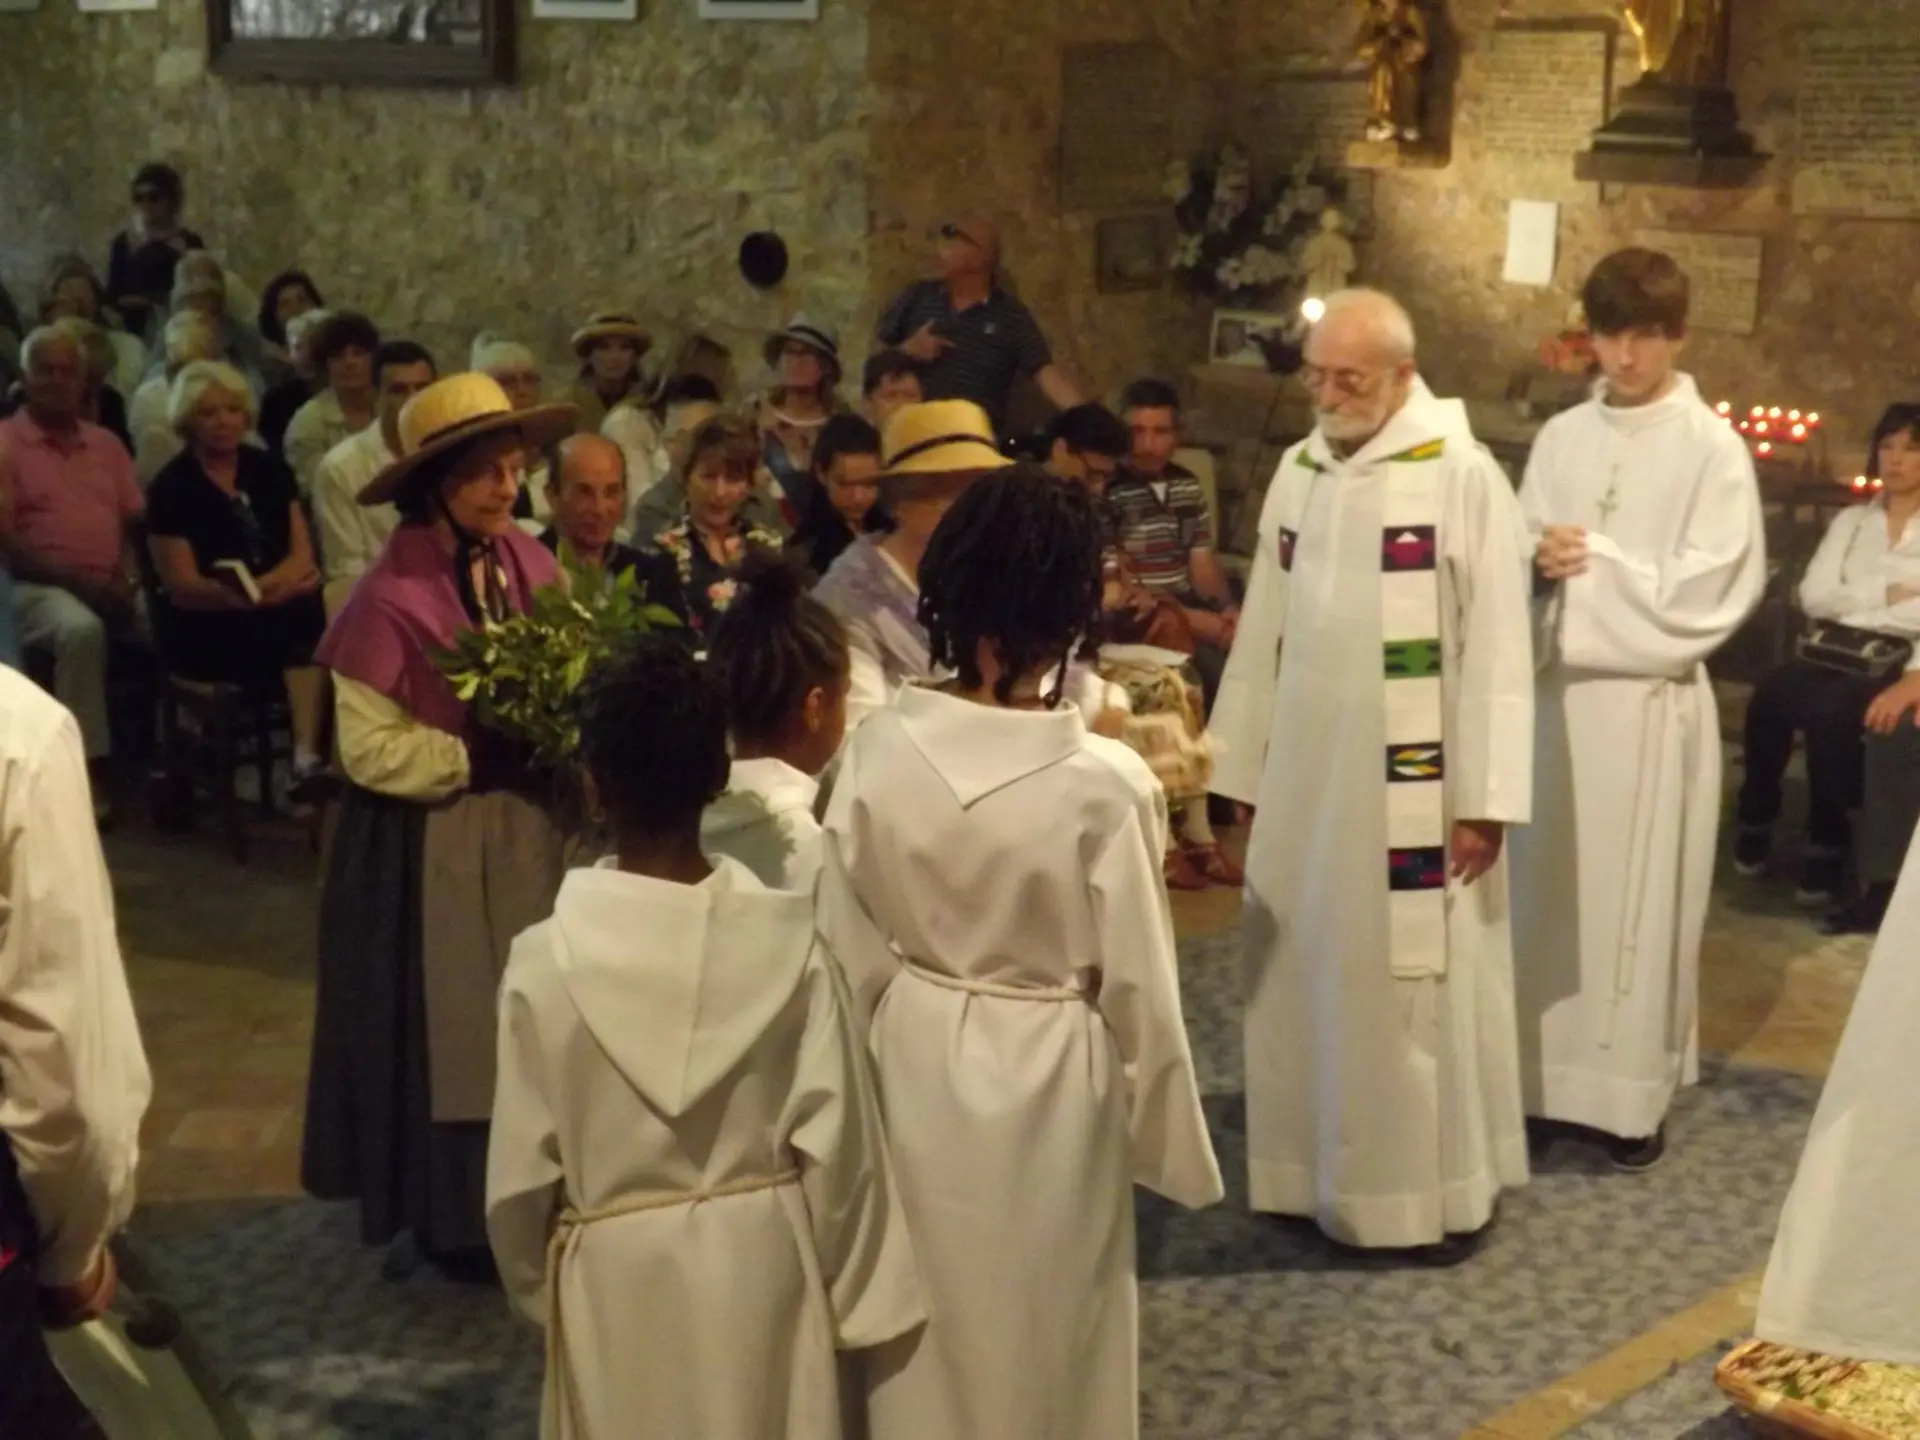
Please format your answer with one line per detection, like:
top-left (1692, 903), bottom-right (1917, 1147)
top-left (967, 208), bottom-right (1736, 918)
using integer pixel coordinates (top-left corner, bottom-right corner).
top-left (131, 519), bottom-right (291, 863)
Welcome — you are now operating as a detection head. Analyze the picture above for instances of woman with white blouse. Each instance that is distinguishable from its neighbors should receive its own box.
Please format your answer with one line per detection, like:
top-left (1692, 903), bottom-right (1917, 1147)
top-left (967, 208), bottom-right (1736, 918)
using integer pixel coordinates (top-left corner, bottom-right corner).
top-left (1735, 403), bottom-right (1920, 914)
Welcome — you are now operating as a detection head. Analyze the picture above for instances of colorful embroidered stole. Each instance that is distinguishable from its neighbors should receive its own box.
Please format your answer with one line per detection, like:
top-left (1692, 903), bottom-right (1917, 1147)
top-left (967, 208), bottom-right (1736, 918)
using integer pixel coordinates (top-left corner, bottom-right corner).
top-left (1277, 438), bottom-right (1449, 979)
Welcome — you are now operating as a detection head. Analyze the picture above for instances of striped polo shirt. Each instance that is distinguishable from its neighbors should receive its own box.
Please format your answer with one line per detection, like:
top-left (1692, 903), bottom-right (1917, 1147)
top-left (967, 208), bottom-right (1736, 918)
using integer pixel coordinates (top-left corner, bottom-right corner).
top-left (873, 280), bottom-right (1052, 435)
top-left (1106, 463), bottom-right (1213, 594)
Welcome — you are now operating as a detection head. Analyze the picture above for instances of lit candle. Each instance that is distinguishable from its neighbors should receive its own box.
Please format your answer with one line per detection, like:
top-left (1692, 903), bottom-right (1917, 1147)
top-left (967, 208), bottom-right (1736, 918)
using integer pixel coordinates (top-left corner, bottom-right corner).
top-left (1768, 406), bottom-right (1783, 419)
top-left (1792, 423), bottom-right (1808, 441)
top-left (1756, 421), bottom-right (1771, 435)
top-left (1738, 420), bottom-right (1752, 433)
top-left (1716, 400), bottom-right (1733, 415)
top-left (1788, 409), bottom-right (1802, 422)
top-left (1757, 441), bottom-right (1774, 456)
top-left (1808, 412), bottom-right (1822, 429)
top-left (1750, 405), bottom-right (1765, 418)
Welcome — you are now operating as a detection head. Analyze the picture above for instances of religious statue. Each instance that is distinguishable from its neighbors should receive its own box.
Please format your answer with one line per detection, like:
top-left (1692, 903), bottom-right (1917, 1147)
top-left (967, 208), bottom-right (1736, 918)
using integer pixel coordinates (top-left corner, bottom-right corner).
top-left (1356, 0), bottom-right (1431, 143)
top-left (1619, 0), bottom-right (1729, 87)
top-left (1300, 210), bottom-right (1357, 300)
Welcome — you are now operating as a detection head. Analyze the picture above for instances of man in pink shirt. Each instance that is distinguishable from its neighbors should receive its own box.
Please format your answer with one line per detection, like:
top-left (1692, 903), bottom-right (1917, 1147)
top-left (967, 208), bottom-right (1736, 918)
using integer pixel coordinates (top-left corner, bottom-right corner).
top-left (0, 327), bottom-right (145, 799)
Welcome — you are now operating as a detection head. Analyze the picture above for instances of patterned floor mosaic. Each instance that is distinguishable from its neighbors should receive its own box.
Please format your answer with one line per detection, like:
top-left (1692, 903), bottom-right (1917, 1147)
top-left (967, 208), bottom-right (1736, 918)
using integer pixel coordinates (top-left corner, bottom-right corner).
top-left (134, 930), bottom-right (1818, 1439)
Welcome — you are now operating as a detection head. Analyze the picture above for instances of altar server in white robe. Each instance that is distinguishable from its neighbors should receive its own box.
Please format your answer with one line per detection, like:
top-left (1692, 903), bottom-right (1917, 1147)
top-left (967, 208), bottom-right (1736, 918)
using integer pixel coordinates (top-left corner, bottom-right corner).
top-left (1510, 248), bottom-right (1765, 1171)
top-left (700, 550), bottom-right (850, 891)
top-left (1757, 831), bottom-right (1920, 1363)
top-left (1207, 288), bottom-right (1536, 1260)
top-left (487, 636), bottom-right (923, 1440)
top-left (819, 467), bottom-right (1222, 1440)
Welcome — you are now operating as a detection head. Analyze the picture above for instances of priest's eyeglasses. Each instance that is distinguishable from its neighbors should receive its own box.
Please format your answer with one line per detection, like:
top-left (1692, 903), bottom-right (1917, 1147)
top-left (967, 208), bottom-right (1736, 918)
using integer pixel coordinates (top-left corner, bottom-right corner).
top-left (1297, 364), bottom-right (1385, 398)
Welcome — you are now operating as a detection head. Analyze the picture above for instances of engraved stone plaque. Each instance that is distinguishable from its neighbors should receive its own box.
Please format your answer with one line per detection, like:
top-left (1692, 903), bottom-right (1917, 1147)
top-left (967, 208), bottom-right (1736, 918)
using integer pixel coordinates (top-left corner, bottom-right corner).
top-left (1061, 43), bottom-right (1173, 211)
top-left (1472, 25), bottom-right (1614, 200)
top-left (1794, 30), bottom-right (1920, 219)
top-left (1249, 72), bottom-right (1373, 171)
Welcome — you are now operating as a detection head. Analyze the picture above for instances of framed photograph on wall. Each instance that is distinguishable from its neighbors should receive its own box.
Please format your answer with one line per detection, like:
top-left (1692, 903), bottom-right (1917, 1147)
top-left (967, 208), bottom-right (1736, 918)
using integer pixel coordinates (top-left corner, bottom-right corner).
top-left (697, 0), bottom-right (817, 18)
top-left (78, 0), bottom-right (160, 11)
top-left (0, 0), bottom-right (42, 12)
top-left (1209, 308), bottom-right (1291, 370)
top-left (1095, 214), bottom-right (1170, 295)
top-left (207, 0), bottom-right (514, 85)
top-left (535, 0), bottom-right (633, 18)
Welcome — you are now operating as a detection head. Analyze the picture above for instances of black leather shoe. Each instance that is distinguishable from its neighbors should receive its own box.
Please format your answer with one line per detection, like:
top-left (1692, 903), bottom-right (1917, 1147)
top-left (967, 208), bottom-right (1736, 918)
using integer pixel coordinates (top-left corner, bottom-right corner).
top-left (1821, 882), bottom-right (1894, 937)
top-left (1608, 1125), bottom-right (1666, 1174)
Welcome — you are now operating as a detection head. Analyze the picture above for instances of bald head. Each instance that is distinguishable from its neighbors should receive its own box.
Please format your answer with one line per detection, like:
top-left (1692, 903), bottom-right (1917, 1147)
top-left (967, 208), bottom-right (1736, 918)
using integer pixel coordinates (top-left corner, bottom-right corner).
top-left (1314, 288), bottom-right (1417, 366)
top-left (1303, 288), bottom-right (1419, 447)
top-left (552, 432), bottom-right (629, 562)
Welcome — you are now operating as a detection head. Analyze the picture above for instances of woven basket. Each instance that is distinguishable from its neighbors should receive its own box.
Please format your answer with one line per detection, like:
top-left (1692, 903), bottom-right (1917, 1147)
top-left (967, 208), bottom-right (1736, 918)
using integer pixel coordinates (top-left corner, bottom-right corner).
top-left (1715, 1339), bottom-right (1907, 1439)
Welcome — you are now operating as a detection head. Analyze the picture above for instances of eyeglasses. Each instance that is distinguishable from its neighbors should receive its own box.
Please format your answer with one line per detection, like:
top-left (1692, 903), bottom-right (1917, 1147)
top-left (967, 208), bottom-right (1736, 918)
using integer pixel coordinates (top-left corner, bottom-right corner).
top-left (1297, 364), bottom-right (1386, 399)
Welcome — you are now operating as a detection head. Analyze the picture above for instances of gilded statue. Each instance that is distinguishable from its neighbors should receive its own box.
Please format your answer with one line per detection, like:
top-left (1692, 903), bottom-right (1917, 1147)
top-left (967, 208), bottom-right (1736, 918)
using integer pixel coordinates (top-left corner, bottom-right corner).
top-left (1620, 0), bottom-right (1729, 86)
top-left (1356, 0), bottom-right (1430, 143)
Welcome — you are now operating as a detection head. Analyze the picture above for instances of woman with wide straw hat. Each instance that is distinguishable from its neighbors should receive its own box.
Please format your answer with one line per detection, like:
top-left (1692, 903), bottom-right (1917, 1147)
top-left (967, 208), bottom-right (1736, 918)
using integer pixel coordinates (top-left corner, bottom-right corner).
top-left (756, 313), bottom-right (846, 526)
top-left (302, 372), bottom-right (579, 1277)
top-left (813, 399), bottom-right (1009, 731)
top-left (568, 309), bottom-right (652, 433)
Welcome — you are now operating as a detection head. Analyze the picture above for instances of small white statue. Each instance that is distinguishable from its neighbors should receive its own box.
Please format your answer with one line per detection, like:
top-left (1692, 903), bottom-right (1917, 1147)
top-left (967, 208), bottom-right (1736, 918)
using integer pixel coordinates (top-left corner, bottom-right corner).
top-left (1300, 210), bottom-right (1358, 300)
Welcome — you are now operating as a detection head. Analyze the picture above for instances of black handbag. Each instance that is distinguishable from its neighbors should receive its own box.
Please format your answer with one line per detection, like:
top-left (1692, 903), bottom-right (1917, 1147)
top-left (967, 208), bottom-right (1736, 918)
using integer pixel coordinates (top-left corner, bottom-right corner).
top-left (1798, 621), bottom-right (1916, 679)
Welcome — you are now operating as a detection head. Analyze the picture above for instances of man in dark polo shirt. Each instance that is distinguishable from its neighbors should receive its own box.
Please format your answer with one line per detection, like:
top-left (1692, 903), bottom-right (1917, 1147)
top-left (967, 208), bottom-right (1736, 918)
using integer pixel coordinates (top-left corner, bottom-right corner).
top-left (874, 215), bottom-right (1082, 436)
top-left (1106, 377), bottom-right (1240, 706)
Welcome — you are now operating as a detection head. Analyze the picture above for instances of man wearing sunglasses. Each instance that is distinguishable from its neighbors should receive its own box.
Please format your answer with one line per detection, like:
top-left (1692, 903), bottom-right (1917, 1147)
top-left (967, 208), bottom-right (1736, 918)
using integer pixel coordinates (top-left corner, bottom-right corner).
top-left (1207, 288), bottom-right (1537, 1263)
top-left (873, 215), bottom-right (1081, 437)
top-left (104, 163), bottom-right (204, 340)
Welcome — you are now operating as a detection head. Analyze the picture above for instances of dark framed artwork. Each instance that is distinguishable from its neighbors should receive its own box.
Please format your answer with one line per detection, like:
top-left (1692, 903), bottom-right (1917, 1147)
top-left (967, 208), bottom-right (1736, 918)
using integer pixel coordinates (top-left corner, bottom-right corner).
top-left (208, 0), bottom-right (515, 86)
top-left (1096, 214), bottom-right (1171, 295)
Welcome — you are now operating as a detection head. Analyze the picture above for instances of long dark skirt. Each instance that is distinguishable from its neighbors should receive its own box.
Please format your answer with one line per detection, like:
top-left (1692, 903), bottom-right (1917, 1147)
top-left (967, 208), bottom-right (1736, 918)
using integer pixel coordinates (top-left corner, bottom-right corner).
top-left (301, 786), bottom-right (491, 1255)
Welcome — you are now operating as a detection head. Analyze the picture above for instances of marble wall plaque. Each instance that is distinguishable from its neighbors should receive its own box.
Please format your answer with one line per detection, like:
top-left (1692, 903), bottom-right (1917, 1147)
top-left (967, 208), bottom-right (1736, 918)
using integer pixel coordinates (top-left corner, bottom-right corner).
top-left (1471, 24), bottom-right (1613, 201)
top-left (1061, 42), bottom-right (1173, 211)
top-left (1634, 228), bottom-right (1764, 334)
top-left (1249, 71), bottom-right (1371, 171)
top-left (1794, 30), bottom-right (1920, 219)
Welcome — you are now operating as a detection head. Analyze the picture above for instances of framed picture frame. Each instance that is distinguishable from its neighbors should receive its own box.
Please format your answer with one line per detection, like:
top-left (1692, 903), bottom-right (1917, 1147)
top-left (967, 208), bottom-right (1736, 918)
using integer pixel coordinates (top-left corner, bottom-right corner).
top-left (1209, 308), bottom-right (1292, 370)
top-left (697, 0), bottom-right (817, 18)
top-left (78, 0), bottom-right (158, 10)
top-left (207, 0), bottom-right (514, 86)
top-left (1095, 214), bottom-right (1170, 295)
top-left (0, 0), bottom-right (41, 12)
top-left (534, 0), bottom-right (633, 17)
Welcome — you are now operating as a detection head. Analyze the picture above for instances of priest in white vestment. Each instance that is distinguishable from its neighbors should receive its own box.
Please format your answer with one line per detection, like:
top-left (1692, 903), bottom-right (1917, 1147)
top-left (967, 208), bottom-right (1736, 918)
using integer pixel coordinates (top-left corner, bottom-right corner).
top-left (1756, 828), bottom-right (1920, 1363)
top-left (1207, 289), bottom-right (1536, 1258)
top-left (1510, 248), bottom-right (1765, 1170)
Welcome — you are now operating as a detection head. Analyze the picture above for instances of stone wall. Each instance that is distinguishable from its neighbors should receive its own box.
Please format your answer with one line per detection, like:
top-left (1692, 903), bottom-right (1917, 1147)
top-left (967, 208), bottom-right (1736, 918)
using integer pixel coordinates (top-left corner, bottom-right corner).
top-left (1215, 0), bottom-right (1920, 473)
top-left (0, 0), bottom-right (870, 388)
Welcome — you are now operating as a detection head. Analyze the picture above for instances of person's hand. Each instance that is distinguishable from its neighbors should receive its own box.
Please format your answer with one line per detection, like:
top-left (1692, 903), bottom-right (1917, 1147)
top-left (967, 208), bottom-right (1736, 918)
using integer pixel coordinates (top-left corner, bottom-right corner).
top-left (38, 1247), bottom-right (118, 1330)
top-left (1187, 609), bottom-right (1228, 645)
top-left (898, 322), bottom-right (952, 365)
top-left (1218, 607), bottom-right (1241, 647)
top-left (1535, 525), bottom-right (1589, 581)
top-left (1450, 819), bottom-right (1505, 885)
top-left (262, 566), bottom-right (321, 604)
top-left (1866, 671), bottom-right (1920, 736)
top-left (1091, 706), bottom-right (1128, 740)
top-left (1888, 583), bottom-right (1920, 606)
top-left (79, 575), bottom-right (137, 627)
top-left (1234, 802), bottom-right (1257, 829)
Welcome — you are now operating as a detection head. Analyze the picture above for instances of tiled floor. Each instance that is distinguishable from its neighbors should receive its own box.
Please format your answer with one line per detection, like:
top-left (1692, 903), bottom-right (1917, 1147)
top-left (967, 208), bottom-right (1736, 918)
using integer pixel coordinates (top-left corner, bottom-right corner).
top-left (107, 798), bottom-right (1871, 1436)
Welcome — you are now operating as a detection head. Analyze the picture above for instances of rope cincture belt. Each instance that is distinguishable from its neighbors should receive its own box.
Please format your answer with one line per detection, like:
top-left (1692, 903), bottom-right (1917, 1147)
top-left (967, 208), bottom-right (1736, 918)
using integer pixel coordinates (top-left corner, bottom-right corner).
top-left (543, 1169), bottom-right (800, 1436)
top-left (901, 957), bottom-right (1089, 1003)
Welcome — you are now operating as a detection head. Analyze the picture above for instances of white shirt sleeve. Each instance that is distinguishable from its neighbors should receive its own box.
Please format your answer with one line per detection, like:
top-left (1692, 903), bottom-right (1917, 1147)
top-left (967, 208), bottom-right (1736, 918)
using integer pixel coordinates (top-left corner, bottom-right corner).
top-left (334, 674), bottom-right (471, 801)
top-left (313, 448), bottom-right (370, 588)
top-left (1206, 459), bottom-right (1291, 804)
top-left (1799, 505), bottom-right (1882, 624)
top-left (842, 634), bottom-right (893, 734)
top-left (0, 701), bottom-right (151, 1284)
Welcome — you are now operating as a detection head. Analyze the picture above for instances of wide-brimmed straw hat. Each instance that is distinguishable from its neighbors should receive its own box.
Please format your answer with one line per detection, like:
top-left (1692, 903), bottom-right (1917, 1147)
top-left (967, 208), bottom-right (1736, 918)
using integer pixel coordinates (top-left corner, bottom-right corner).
top-left (880, 399), bottom-right (1012, 480)
top-left (571, 310), bottom-right (652, 358)
top-left (762, 313), bottom-right (840, 372)
top-left (357, 373), bottom-right (578, 507)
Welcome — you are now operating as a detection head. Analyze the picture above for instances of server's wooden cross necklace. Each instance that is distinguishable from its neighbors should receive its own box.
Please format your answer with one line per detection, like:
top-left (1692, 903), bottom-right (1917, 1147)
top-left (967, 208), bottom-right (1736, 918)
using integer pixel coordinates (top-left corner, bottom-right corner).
top-left (1595, 463), bottom-right (1623, 532)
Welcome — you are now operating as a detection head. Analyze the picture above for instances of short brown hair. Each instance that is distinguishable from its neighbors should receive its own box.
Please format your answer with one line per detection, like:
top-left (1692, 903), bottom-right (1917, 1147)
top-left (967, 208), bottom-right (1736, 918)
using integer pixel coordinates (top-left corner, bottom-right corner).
top-left (685, 414), bottom-right (760, 479)
top-left (1582, 248), bottom-right (1689, 338)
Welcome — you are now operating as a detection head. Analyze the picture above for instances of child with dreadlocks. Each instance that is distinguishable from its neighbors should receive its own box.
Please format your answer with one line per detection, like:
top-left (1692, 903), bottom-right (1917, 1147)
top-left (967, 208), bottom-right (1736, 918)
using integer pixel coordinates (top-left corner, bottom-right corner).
top-left (818, 465), bottom-right (1222, 1440)
top-left (486, 633), bottom-right (923, 1440)
top-left (700, 548), bottom-right (850, 891)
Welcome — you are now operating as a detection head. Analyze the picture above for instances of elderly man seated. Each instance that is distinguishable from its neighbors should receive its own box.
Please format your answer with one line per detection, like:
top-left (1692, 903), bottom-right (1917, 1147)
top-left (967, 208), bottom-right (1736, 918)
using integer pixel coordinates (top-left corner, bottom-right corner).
top-left (0, 327), bottom-right (146, 817)
top-left (312, 340), bottom-right (435, 614)
top-left (538, 433), bottom-right (686, 619)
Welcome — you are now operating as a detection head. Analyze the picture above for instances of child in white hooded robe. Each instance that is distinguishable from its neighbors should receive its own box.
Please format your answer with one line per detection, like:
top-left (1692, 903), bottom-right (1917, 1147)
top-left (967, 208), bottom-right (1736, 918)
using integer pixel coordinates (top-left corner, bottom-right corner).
top-left (486, 634), bottom-right (923, 1440)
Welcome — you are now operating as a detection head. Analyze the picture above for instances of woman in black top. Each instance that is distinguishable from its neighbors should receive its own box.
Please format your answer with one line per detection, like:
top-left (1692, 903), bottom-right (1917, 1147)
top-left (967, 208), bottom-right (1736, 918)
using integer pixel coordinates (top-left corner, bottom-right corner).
top-left (787, 412), bottom-right (888, 580)
top-left (145, 360), bottom-right (328, 779)
top-left (104, 163), bottom-right (205, 340)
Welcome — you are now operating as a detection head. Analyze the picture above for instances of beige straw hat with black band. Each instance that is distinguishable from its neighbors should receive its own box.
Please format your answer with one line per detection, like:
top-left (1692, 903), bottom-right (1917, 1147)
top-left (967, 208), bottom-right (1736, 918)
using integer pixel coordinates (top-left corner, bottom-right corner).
top-left (879, 399), bottom-right (1013, 479)
top-left (357, 373), bottom-right (578, 507)
top-left (570, 310), bottom-right (652, 358)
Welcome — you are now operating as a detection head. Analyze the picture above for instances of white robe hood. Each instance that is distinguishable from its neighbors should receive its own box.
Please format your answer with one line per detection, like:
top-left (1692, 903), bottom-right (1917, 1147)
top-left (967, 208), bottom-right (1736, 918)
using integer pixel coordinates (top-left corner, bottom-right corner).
top-left (1302, 375), bottom-right (1478, 473)
top-left (893, 684), bottom-right (1087, 809)
top-left (701, 757), bottom-right (818, 845)
top-left (548, 855), bottom-right (817, 1117)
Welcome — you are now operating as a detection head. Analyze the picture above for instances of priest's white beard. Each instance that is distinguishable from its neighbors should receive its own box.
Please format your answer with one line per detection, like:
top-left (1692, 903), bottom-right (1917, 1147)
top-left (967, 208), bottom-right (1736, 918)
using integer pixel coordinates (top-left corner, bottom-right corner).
top-left (1317, 397), bottom-right (1395, 447)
